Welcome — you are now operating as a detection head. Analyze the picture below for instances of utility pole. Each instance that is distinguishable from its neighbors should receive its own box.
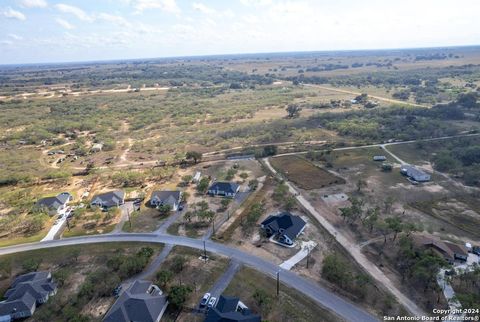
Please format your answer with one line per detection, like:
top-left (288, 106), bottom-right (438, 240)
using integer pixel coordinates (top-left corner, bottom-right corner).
top-left (307, 245), bottom-right (312, 269)
top-left (203, 240), bottom-right (207, 262)
top-left (127, 207), bottom-right (131, 228)
top-left (276, 271), bottom-right (280, 297)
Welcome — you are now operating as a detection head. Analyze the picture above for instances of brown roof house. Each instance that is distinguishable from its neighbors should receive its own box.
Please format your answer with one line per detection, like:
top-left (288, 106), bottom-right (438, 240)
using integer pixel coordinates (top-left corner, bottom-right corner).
top-left (413, 235), bottom-right (468, 263)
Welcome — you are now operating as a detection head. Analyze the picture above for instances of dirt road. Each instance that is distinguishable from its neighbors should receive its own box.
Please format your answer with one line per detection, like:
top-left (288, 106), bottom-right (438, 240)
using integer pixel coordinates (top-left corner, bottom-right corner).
top-left (305, 84), bottom-right (429, 108)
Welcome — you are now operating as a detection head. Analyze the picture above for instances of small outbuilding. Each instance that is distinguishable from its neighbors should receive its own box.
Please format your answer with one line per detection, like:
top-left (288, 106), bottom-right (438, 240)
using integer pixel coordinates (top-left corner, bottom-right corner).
top-left (373, 155), bottom-right (387, 161)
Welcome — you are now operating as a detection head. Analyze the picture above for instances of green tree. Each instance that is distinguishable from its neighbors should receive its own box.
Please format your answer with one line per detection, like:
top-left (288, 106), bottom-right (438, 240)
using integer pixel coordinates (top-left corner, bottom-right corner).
top-left (362, 207), bottom-right (379, 233)
top-left (168, 285), bottom-right (193, 309)
top-left (262, 145), bottom-right (277, 157)
top-left (171, 255), bottom-right (187, 272)
top-left (322, 254), bottom-right (352, 289)
top-left (181, 175), bottom-right (192, 185)
top-left (385, 217), bottom-right (403, 242)
top-left (157, 204), bottom-right (172, 216)
top-left (197, 177), bottom-right (210, 193)
top-left (273, 183), bottom-right (288, 202)
top-left (248, 179), bottom-right (259, 191)
top-left (286, 104), bottom-right (302, 118)
top-left (156, 270), bottom-right (173, 288)
top-left (221, 198), bottom-right (231, 210)
top-left (186, 151), bottom-right (202, 164)
top-left (184, 211), bottom-right (193, 223)
top-left (284, 196), bottom-right (296, 211)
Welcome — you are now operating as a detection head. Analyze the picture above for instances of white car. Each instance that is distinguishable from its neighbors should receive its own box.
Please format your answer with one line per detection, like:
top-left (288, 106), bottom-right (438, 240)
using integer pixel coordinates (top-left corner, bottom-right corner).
top-left (199, 292), bottom-right (211, 308)
top-left (207, 297), bottom-right (217, 309)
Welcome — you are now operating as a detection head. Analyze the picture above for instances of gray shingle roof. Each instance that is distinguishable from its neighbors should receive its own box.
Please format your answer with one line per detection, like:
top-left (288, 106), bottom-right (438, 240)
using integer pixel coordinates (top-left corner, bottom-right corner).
top-left (205, 295), bottom-right (261, 322)
top-left (208, 182), bottom-right (240, 194)
top-left (150, 191), bottom-right (181, 207)
top-left (261, 212), bottom-right (306, 241)
top-left (91, 191), bottom-right (125, 208)
top-left (400, 165), bottom-right (431, 181)
top-left (103, 280), bottom-right (168, 322)
top-left (36, 193), bottom-right (71, 211)
top-left (0, 271), bottom-right (56, 318)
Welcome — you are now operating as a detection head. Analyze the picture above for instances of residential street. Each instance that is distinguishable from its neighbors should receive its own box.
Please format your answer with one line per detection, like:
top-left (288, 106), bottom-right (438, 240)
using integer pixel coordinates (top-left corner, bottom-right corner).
top-left (0, 233), bottom-right (378, 322)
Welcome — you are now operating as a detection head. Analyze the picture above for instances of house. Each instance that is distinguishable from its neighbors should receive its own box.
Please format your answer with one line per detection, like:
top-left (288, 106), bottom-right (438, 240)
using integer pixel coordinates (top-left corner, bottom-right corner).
top-left (260, 212), bottom-right (306, 246)
top-left (150, 191), bottom-right (182, 211)
top-left (91, 191), bottom-right (125, 209)
top-left (0, 271), bottom-right (57, 321)
top-left (35, 192), bottom-right (73, 215)
top-left (208, 182), bottom-right (240, 198)
top-left (373, 155), bottom-right (387, 161)
top-left (400, 165), bottom-right (431, 182)
top-left (193, 171), bottom-right (202, 183)
top-left (414, 235), bottom-right (468, 263)
top-left (103, 280), bottom-right (168, 322)
top-left (205, 295), bottom-right (261, 322)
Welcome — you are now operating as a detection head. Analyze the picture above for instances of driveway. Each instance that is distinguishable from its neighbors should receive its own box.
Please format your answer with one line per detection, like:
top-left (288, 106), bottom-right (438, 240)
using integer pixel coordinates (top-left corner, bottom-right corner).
top-left (112, 202), bottom-right (135, 233)
top-left (0, 233), bottom-right (378, 322)
top-left (207, 259), bottom-right (241, 299)
top-left (155, 206), bottom-right (187, 234)
top-left (41, 215), bottom-right (67, 241)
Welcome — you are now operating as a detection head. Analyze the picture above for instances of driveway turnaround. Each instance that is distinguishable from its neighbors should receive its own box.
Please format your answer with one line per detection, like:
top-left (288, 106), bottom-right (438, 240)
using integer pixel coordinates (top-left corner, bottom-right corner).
top-left (0, 233), bottom-right (379, 322)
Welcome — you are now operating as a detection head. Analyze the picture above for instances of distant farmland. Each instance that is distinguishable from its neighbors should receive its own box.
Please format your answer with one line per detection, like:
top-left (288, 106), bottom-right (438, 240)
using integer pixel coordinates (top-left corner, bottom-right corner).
top-left (270, 155), bottom-right (345, 190)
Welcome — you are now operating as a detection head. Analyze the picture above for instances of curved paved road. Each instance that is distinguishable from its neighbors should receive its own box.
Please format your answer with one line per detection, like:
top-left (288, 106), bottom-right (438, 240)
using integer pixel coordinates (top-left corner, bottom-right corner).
top-left (0, 233), bottom-right (378, 322)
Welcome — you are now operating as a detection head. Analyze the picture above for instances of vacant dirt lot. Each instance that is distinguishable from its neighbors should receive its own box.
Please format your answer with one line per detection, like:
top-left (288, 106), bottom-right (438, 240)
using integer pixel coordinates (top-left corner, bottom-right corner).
top-left (270, 155), bottom-right (345, 190)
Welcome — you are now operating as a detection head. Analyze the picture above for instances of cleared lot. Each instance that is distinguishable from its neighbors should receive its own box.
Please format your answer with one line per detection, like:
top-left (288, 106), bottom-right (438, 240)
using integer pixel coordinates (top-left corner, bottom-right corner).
top-left (270, 155), bottom-right (345, 190)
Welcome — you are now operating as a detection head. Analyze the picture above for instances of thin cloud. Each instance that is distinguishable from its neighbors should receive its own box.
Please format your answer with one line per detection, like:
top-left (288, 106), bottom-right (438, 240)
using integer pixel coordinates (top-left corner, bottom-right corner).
top-left (129, 0), bottom-right (181, 14)
top-left (97, 13), bottom-right (131, 27)
top-left (8, 33), bottom-right (23, 40)
top-left (17, 0), bottom-right (48, 8)
top-left (55, 17), bottom-right (74, 30)
top-left (2, 7), bottom-right (26, 20)
top-left (55, 4), bottom-right (93, 22)
top-left (192, 2), bottom-right (216, 15)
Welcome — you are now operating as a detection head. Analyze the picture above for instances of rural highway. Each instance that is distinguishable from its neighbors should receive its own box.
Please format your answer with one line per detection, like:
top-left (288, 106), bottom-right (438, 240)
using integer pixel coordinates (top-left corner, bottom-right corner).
top-left (0, 233), bottom-right (378, 322)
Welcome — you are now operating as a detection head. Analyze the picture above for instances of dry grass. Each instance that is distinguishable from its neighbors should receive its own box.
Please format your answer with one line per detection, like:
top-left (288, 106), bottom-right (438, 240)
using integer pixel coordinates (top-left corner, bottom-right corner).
top-left (270, 155), bottom-right (345, 189)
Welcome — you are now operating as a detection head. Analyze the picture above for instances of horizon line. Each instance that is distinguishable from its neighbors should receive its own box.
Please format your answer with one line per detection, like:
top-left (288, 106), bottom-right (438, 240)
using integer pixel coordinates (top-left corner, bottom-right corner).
top-left (1, 43), bottom-right (480, 68)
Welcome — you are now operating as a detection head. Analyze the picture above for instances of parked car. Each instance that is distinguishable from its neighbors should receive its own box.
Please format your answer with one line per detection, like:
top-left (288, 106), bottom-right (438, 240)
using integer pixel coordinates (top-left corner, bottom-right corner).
top-left (473, 246), bottom-right (480, 256)
top-left (178, 203), bottom-right (185, 211)
top-left (113, 285), bottom-right (122, 297)
top-left (207, 296), bottom-right (217, 309)
top-left (199, 292), bottom-right (211, 308)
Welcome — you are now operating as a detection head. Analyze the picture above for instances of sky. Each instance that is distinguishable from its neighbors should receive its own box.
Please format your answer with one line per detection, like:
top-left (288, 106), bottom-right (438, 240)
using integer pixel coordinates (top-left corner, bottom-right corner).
top-left (0, 0), bottom-right (479, 64)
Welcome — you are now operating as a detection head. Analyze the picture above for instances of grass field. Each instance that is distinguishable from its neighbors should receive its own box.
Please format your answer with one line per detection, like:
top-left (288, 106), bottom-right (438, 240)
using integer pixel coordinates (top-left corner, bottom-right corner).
top-left (122, 207), bottom-right (163, 233)
top-left (270, 155), bottom-right (345, 189)
top-left (411, 197), bottom-right (480, 239)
